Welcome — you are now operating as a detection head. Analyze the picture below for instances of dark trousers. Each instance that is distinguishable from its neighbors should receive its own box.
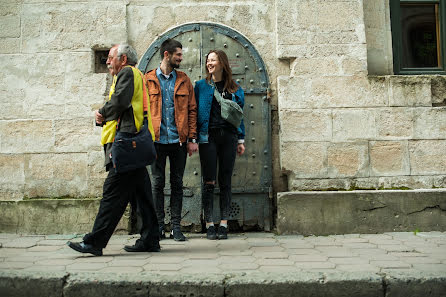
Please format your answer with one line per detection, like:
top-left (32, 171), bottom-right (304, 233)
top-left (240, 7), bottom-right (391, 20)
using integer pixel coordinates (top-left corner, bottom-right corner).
top-left (83, 167), bottom-right (159, 248)
top-left (199, 128), bottom-right (237, 223)
top-left (151, 143), bottom-right (187, 228)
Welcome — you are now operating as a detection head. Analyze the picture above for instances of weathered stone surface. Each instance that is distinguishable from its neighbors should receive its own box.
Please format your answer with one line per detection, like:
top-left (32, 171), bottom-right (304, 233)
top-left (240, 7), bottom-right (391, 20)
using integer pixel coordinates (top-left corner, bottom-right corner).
top-left (288, 175), bottom-right (446, 192)
top-left (327, 142), bottom-right (369, 177)
top-left (0, 199), bottom-right (129, 234)
top-left (277, 189), bottom-right (446, 235)
top-left (431, 76), bottom-right (446, 105)
top-left (0, 15), bottom-right (20, 38)
top-left (0, 38), bottom-right (20, 54)
top-left (54, 118), bottom-right (97, 152)
top-left (278, 76), bottom-right (388, 109)
top-left (24, 153), bottom-right (88, 198)
top-left (290, 58), bottom-right (341, 76)
top-left (64, 273), bottom-right (225, 297)
top-left (0, 270), bottom-right (66, 297)
top-left (280, 142), bottom-right (327, 178)
top-left (226, 271), bottom-right (382, 297)
top-left (333, 109), bottom-right (376, 141)
top-left (385, 271), bottom-right (446, 297)
top-left (279, 109), bottom-right (332, 142)
top-left (376, 108), bottom-right (414, 139)
top-left (22, 2), bottom-right (127, 52)
top-left (0, 120), bottom-right (54, 153)
top-left (276, 0), bottom-right (365, 47)
top-left (0, 154), bottom-right (25, 201)
top-left (370, 141), bottom-right (410, 176)
top-left (363, 0), bottom-right (393, 75)
top-left (413, 108), bottom-right (446, 139)
top-left (389, 76), bottom-right (432, 107)
top-left (409, 140), bottom-right (446, 175)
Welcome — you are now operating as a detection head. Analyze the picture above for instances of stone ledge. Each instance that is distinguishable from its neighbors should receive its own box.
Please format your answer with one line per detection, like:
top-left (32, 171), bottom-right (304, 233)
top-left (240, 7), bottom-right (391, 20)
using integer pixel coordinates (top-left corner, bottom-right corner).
top-left (277, 189), bottom-right (446, 236)
top-left (0, 199), bottom-right (129, 234)
top-left (0, 270), bottom-right (445, 297)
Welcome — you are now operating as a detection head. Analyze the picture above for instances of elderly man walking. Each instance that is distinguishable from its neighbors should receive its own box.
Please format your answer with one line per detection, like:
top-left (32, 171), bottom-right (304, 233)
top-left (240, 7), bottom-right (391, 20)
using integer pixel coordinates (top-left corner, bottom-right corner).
top-left (67, 44), bottom-right (160, 256)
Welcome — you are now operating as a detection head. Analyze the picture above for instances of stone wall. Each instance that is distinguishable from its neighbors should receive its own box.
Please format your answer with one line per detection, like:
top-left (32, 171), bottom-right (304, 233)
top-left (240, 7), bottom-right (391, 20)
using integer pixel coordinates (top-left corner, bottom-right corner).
top-left (0, 0), bottom-right (445, 204)
top-left (0, 0), bottom-right (288, 202)
top-left (277, 0), bottom-right (446, 191)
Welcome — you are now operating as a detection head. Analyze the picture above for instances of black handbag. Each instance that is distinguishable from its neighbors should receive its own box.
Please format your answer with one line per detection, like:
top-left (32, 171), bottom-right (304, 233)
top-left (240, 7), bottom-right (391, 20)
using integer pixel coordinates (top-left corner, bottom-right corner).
top-left (111, 71), bottom-right (156, 173)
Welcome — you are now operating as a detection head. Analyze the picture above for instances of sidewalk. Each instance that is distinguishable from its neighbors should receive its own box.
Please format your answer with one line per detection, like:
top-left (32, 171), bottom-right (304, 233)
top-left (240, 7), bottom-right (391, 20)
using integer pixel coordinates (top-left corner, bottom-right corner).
top-left (0, 231), bottom-right (445, 297)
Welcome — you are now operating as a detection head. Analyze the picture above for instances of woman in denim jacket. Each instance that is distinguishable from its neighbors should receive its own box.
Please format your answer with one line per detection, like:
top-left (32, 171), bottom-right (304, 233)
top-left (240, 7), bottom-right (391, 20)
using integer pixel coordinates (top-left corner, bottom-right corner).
top-left (194, 50), bottom-right (245, 240)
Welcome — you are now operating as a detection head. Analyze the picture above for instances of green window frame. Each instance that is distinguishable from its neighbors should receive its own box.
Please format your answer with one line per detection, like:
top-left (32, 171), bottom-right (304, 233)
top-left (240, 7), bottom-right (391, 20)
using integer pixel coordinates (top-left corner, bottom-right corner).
top-left (390, 0), bottom-right (446, 74)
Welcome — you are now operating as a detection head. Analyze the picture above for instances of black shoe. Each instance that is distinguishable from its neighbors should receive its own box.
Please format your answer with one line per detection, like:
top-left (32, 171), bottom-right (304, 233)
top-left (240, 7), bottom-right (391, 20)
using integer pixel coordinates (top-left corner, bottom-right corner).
top-left (170, 228), bottom-right (186, 241)
top-left (217, 225), bottom-right (228, 240)
top-left (159, 226), bottom-right (166, 240)
top-left (67, 241), bottom-right (103, 256)
top-left (124, 241), bottom-right (160, 252)
top-left (206, 226), bottom-right (217, 240)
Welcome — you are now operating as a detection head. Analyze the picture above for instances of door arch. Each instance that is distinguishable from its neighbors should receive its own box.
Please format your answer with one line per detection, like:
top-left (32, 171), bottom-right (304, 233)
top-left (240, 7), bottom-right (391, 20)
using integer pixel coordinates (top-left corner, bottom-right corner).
top-left (139, 23), bottom-right (271, 231)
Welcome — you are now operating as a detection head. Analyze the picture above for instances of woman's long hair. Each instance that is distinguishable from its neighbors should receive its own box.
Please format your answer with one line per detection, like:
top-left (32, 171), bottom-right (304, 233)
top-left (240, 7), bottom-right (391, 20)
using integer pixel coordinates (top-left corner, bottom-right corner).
top-left (205, 50), bottom-right (238, 94)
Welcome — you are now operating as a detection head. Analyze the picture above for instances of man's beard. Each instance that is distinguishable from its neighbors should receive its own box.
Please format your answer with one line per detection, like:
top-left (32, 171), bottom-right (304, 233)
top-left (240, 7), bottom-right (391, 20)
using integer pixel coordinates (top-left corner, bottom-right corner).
top-left (170, 61), bottom-right (180, 69)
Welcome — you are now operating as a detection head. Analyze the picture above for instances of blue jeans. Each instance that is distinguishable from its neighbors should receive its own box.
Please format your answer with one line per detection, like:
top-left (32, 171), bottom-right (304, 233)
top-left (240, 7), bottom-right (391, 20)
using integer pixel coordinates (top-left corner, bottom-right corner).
top-left (150, 143), bottom-right (187, 228)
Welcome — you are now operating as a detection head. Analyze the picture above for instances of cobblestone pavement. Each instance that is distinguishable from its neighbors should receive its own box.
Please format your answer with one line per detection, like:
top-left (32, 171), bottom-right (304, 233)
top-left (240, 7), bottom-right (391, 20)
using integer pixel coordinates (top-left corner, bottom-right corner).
top-left (0, 231), bottom-right (445, 275)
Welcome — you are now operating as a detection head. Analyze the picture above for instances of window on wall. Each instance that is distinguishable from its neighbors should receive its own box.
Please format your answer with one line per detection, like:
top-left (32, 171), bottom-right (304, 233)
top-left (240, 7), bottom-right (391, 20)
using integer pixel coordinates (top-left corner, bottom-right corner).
top-left (390, 0), bottom-right (446, 74)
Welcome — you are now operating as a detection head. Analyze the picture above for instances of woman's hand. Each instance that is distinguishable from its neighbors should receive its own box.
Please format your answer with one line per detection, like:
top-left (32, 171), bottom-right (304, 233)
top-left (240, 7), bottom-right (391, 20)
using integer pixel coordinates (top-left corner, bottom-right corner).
top-left (237, 143), bottom-right (245, 156)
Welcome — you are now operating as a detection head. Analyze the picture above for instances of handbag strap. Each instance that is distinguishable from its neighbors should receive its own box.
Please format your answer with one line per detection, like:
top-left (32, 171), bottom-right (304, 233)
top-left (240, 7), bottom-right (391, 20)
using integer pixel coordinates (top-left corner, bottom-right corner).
top-left (211, 80), bottom-right (226, 106)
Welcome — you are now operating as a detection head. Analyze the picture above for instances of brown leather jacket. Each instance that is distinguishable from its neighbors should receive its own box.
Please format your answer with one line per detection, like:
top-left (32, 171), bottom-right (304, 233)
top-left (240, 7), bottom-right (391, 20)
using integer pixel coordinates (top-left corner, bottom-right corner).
top-left (145, 69), bottom-right (197, 143)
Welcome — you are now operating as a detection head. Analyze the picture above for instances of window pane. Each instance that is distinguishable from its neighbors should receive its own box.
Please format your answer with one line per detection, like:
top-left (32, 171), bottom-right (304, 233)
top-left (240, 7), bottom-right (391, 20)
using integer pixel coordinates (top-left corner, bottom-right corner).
top-left (400, 4), bottom-right (440, 68)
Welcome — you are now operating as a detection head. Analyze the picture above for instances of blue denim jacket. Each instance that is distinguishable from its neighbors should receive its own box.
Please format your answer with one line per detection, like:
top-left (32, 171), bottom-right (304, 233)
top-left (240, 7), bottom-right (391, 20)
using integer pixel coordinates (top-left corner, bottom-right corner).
top-left (156, 67), bottom-right (180, 144)
top-left (194, 79), bottom-right (245, 143)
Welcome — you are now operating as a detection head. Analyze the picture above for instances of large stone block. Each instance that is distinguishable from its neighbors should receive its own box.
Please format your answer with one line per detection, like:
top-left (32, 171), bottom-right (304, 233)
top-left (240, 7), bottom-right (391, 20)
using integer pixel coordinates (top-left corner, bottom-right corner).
top-left (277, 76), bottom-right (308, 110)
top-left (0, 120), bottom-right (54, 153)
top-left (280, 141), bottom-right (328, 178)
top-left (24, 153), bottom-right (88, 198)
top-left (54, 118), bottom-right (97, 152)
top-left (276, 0), bottom-right (364, 46)
top-left (0, 37), bottom-right (20, 54)
top-left (327, 142), bottom-right (369, 177)
top-left (22, 2), bottom-right (127, 52)
top-left (278, 44), bottom-right (367, 60)
top-left (0, 199), bottom-right (129, 234)
top-left (277, 189), bottom-right (446, 235)
top-left (389, 76), bottom-right (432, 107)
top-left (279, 109), bottom-right (332, 141)
top-left (291, 58), bottom-right (341, 76)
top-left (409, 140), bottom-right (446, 175)
top-left (370, 141), bottom-right (410, 176)
top-left (413, 107), bottom-right (446, 139)
top-left (0, 154), bottom-right (24, 200)
top-left (376, 108), bottom-right (414, 139)
top-left (333, 109), bottom-right (376, 141)
top-left (0, 15), bottom-right (20, 38)
top-left (278, 76), bottom-right (388, 109)
top-left (310, 76), bottom-right (388, 108)
top-left (431, 76), bottom-right (446, 105)
top-left (0, 54), bottom-right (67, 119)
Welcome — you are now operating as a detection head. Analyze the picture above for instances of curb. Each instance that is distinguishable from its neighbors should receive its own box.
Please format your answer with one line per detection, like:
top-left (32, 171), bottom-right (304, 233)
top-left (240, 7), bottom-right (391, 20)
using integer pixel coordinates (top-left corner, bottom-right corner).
top-left (1, 270), bottom-right (445, 297)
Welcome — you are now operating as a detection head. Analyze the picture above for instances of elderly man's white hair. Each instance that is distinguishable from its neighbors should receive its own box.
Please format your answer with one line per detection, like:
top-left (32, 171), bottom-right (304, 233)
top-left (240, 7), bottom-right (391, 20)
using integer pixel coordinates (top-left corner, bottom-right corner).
top-left (117, 43), bottom-right (138, 66)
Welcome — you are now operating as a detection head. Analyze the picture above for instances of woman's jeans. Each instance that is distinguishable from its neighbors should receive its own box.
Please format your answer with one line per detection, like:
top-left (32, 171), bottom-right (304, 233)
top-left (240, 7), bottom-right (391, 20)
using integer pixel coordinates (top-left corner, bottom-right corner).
top-left (199, 128), bottom-right (238, 223)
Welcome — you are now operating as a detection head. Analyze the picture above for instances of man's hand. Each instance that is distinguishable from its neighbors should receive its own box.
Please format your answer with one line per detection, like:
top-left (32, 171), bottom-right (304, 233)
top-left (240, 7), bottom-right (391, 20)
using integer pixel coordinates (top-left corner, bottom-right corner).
top-left (187, 142), bottom-right (198, 157)
top-left (237, 143), bottom-right (245, 156)
top-left (95, 110), bottom-right (105, 125)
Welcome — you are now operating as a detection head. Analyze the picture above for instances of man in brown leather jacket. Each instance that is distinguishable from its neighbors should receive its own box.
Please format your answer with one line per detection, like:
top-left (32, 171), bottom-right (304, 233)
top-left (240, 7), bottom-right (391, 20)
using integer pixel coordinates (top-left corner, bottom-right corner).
top-left (144, 39), bottom-right (198, 241)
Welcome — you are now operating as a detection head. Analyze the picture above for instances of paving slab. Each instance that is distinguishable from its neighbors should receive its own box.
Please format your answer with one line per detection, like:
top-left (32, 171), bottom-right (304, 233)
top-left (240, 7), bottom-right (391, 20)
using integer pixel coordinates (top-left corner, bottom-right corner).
top-left (0, 232), bottom-right (445, 297)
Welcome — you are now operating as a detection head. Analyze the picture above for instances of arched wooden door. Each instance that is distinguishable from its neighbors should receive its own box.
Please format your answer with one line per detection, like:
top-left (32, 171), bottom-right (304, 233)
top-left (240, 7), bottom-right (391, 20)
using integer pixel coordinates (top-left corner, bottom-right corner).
top-left (139, 23), bottom-right (271, 231)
